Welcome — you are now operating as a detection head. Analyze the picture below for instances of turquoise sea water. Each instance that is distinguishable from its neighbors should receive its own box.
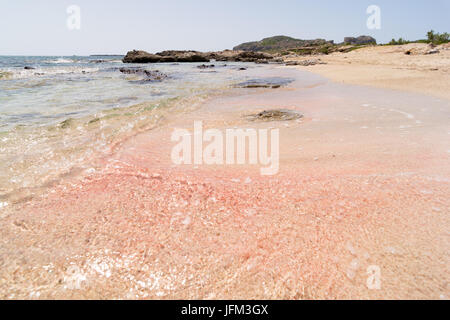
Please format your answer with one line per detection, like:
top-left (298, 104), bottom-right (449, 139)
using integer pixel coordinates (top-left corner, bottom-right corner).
top-left (0, 56), bottom-right (296, 199)
top-left (0, 56), bottom-right (260, 130)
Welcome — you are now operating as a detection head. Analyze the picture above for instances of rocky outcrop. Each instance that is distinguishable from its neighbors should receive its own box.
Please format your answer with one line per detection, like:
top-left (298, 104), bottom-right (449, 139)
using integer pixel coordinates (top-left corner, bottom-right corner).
top-left (122, 50), bottom-right (210, 63)
top-left (233, 36), bottom-right (333, 52)
top-left (197, 64), bottom-right (215, 69)
top-left (404, 45), bottom-right (440, 56)
top-left (344, 36), bottom-right (376, 45)
top-left (211, 50), bottom-right (274, 62)
top-left (155, 50), bottom-right (210, 62)
top-left (122, 50), bottom-right (162, 63)
top-left (285, 58), bottom-right (326, 66)
top-left (123, 49), bottom-right (276, 63)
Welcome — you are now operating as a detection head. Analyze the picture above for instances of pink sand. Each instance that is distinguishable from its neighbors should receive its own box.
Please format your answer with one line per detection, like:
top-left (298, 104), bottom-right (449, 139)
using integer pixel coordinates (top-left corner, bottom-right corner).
top-left (1, 68), bottom-right (449, 299)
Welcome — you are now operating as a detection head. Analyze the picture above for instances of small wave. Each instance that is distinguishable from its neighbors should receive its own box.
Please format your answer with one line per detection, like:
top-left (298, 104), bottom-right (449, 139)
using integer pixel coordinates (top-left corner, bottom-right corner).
top-left (89, 59), bottom-right (123, 64)
top-left (47, 58), bottom-right (77, 64)
top-left (1, 67), bottom-right (100, 79)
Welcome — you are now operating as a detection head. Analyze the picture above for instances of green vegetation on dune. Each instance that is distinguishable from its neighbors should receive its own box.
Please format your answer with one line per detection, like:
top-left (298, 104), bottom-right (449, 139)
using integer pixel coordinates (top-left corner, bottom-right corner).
top-left (387, 30), bottom-right (449, 46)
top-left (427, 30), bottom-right (449, 44)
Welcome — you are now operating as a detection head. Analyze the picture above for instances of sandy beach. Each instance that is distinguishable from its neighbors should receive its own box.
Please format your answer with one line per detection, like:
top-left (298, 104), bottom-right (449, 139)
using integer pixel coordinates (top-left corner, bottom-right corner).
top-left (287, 43), bottom-right (450, 100)
top-left (1, 47), bottom-right (449, 299)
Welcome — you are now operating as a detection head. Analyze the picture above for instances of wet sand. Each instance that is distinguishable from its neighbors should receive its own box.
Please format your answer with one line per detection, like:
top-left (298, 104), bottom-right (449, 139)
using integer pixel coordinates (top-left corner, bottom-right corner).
top-left (0, 66), bottom-right (449, 299)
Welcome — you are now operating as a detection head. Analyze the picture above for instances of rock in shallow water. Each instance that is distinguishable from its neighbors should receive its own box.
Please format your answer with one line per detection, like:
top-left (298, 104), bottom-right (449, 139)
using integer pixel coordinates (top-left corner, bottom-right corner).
top-left (246, 109), bottom-right (303, 122)
top-left (196, 64), bottom-right (215, 69)
top-left (236, 77), bottom-right (294, 89)
top-left (119, 67), bottom-right (167, 82)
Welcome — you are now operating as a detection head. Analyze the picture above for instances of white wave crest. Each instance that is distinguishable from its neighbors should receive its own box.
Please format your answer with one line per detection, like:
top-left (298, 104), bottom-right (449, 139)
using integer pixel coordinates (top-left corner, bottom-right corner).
top-left (1, 66), bottom-right (100, 79)
top-left (47, 58), bottom-right (77, 64)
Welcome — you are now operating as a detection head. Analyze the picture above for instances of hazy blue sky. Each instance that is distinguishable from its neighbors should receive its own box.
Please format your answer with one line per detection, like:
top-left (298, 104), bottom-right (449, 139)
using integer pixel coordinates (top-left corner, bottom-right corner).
top-left (1, 0), bottom-right (449, 55)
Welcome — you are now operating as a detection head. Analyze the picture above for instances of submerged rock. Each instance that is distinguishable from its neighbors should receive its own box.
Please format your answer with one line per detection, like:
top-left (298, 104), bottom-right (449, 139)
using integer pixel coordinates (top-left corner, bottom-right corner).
top-left (119, 67), bottom-right (167, 82)
top-left (197, 64), bottom-right (215, 69)
top-left (246, 109), bottom-right (303, 122)
top-left (236, 77), bottom-right (294, 89)
top-left (59, 118), bottom-right (74, 129)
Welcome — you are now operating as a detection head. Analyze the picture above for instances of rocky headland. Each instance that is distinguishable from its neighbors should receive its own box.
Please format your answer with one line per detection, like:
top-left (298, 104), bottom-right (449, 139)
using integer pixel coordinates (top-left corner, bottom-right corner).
top-left (122, 49), bottom-right (278, 64)
top-left (122, 35), bottom-right (378, 65)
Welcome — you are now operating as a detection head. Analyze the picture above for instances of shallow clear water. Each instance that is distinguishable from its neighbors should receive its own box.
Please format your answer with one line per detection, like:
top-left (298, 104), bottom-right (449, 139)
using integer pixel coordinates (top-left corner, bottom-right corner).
top-left (0, 56), bottom-right (265, 130)
top-left (0, 56), bottom-right (301, 202)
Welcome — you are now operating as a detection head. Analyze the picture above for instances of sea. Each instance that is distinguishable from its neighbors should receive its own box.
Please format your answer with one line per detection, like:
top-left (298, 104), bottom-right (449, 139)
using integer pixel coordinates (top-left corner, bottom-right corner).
top-left (0, 55), bottom-right (287, 201)
top-left (0, 55), bottom-right (265, 129)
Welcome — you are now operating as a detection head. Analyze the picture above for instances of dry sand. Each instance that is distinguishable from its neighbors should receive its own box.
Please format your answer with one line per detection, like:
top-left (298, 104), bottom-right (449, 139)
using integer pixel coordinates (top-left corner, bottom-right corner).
top-left (288, 43), bottom-right (450, 100)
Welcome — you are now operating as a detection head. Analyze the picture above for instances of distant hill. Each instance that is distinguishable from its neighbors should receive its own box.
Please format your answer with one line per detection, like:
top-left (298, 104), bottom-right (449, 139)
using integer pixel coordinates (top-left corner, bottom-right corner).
top-left (233, 35), bottom-right (334, 52)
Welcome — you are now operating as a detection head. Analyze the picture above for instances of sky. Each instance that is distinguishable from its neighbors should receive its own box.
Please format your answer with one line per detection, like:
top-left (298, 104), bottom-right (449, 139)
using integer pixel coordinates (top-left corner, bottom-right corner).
top-left (0, 0), bottom-right (449, 56)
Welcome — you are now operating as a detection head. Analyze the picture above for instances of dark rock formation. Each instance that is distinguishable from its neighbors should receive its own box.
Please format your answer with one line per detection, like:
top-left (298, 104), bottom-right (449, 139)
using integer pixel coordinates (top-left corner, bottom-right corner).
top-left (246, 109), bottom-right (303, 122)
top-left (157, 51), bottom-right (210, 62)
top-left (122, 50), bottom-right (163, 63)
top-left (210, 50), bottom-right (274, 62)
top-left (122, 49), bottom-right (277, 64)
top-left (123, 50), bottom-right (209, 63)
top-left (233, 35), bottom-right (333, 52)
top-left (344, 36), bottom-right (376, 45)
top-left (197, 64), bottom-right (215, 69)
top-left (24, 66), bottom-right (35, 70)
top-left (119, 67), bottom-right (167, 81)
top-left (236, 77), bottom-right (294, 89)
